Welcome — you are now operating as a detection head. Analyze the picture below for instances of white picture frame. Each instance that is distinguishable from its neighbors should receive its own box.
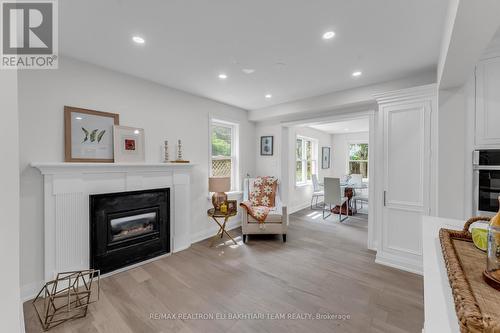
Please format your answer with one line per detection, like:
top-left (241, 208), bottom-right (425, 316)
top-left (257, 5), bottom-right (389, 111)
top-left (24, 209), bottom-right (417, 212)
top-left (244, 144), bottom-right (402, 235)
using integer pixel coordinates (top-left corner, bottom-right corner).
top-left (113, 125), bottom-right (145, 163)
top-left (322, 146), bottom-right (331, 169)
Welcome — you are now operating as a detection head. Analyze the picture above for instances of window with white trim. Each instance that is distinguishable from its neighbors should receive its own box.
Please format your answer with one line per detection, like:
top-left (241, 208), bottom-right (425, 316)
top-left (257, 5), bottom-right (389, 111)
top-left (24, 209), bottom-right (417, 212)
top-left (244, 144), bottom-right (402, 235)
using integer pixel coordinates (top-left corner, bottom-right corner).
top-left (295, 136), bottom-right (318, 185)
top-left (210, 119), bottom-right (239, 191)
top-left (348, 143), bottom-right (368, 179)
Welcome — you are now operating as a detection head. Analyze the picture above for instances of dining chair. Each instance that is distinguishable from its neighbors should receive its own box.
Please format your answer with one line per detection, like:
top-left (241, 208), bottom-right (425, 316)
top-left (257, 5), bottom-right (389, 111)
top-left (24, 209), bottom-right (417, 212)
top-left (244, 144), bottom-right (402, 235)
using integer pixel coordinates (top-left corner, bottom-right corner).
top-left (311, 174), bottom-right (324, 209)
top-left (350, 174), bottom-right (363, 186)
top-left (323, 177), bottom-right (349, 222)
top-left (355, 189), bottom-right (369, 210)
top-left (349, 174), bottom-right (364, 211)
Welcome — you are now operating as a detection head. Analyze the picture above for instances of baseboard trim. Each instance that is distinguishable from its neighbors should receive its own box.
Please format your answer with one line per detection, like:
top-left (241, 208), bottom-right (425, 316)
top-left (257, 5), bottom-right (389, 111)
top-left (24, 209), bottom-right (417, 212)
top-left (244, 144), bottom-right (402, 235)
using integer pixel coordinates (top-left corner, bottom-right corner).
top-left (375, 252), bottom-right (423, 275)
top-left (21, 280), bottom-right (44, 302)
top-left (290, 201), bottom-right (316, 214)
top-left (21, 252), bottom-right (174, 302)
top-left (190, 218), bottom-right (242, 244)
top-left (21, 221), bottom-right (242, 302)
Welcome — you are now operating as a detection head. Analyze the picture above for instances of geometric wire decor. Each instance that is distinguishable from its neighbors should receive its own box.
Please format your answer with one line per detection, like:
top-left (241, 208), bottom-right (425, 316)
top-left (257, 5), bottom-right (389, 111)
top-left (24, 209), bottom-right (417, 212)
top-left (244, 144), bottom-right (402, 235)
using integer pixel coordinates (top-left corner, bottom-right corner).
top-left (32, 269), bottom-right (100, 331)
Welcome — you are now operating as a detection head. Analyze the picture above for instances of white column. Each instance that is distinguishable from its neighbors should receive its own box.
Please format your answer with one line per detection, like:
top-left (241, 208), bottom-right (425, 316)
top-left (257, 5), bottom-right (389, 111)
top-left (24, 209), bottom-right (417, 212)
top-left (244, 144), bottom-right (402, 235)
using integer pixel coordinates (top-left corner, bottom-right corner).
top-left (0, 70), bottom-right (22, 331)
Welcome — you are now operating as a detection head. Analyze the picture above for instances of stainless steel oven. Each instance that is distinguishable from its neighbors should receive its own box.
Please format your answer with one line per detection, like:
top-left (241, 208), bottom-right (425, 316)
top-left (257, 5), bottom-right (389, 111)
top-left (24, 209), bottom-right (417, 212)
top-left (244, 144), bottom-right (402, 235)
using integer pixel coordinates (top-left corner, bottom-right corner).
top-left (474, 149), bottom-right (500, 215)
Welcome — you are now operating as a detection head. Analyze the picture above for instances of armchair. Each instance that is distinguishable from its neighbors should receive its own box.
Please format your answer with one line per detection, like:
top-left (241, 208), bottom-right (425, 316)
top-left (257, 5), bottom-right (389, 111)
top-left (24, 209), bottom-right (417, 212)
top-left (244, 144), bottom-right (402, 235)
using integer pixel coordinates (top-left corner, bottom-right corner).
top-left (241, 178), bottom-right (289, 243)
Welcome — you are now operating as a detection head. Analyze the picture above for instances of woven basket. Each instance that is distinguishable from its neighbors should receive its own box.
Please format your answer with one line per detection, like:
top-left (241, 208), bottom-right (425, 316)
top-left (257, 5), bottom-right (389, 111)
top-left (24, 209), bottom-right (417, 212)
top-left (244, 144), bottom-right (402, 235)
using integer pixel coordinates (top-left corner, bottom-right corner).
top-left (439, 216), bottom-right (500, 333)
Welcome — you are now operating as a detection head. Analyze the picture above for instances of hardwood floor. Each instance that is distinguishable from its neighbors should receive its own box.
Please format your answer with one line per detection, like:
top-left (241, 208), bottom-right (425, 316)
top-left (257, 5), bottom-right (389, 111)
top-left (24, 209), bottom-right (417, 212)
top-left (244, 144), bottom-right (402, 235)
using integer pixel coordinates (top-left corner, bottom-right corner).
top-left (24, 209), bottom-right (424, 333)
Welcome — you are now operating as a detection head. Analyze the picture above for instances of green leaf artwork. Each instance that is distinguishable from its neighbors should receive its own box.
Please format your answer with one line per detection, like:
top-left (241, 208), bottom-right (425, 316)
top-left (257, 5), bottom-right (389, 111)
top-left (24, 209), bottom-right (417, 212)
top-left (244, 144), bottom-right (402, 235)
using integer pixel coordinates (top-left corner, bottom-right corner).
top-left (97, 130), bottom-right (106, 143)
top-left (82, 128), bottom-right (106, 144)
top-left (89, 129), bottom-right (99, 142)
top-left (82, 127), bottom-right (89, 143)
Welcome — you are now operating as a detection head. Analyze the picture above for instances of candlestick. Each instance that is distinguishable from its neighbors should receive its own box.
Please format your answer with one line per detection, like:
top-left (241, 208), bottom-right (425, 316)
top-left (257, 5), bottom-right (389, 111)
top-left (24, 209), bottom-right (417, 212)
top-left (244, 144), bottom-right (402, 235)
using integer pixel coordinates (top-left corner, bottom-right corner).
top-left (163, 140), bottom-right (169, 162)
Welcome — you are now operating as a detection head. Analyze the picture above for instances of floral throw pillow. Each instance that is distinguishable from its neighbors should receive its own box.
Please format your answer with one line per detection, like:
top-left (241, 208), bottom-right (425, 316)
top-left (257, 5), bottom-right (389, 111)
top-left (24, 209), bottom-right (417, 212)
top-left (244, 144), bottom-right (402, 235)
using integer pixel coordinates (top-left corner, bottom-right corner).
top-left (250, 176), bottom-right (278, 207)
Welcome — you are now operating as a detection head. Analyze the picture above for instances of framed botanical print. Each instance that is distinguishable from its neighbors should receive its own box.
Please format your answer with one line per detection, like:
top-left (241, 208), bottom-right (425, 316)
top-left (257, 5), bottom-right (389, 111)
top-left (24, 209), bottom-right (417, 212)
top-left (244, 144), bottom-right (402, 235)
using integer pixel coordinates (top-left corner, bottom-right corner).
top-left (322, 147), bottom-right (331, 169)
top-left (64, 106), bottom-right (119, 162)
top-left (113, 125), bottom-right (145, 163)
top-left (260, 136), bottom-right (273, 156)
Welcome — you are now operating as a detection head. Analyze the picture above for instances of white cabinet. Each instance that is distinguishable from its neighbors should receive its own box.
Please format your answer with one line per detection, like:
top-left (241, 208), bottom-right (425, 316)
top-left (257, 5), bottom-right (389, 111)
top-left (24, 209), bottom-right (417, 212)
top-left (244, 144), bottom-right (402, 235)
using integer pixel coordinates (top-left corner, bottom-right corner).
top-left (374, 84), bottom-right (437, 274)
top-left (475, 57), bottom-right (500, 147)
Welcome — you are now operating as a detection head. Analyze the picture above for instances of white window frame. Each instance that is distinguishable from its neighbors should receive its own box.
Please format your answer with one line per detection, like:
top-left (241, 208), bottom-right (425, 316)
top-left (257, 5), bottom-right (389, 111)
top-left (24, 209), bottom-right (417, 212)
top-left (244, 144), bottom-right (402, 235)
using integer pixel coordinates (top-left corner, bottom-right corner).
top-left (347, 141), bottom-right (369, 181)
top-left (209, 117), bottom-right (239, 192)
top-left (295, 135), bottom-right (318, 186)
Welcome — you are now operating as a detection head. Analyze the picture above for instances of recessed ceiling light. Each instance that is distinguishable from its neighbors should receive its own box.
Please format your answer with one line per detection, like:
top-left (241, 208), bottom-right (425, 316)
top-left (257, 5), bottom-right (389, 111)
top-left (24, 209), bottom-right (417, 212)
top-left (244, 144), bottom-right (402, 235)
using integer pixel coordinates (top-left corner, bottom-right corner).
top-left (265, 94), bottom-right (272, 99)
top-left (75, 117), bottom-right (83, 120)
top-left (132, 36), bottom-right (145, 44)
top-left (242, 69), bottom-right (255, 74)
top-left (218, 73), bottom-right (228, 79)
top-left (322, 31), bottom-right (335, 40)
top-left (134, 130), bottom-right (140, 134)
top-left (352, 71), bottom-right (362, 77)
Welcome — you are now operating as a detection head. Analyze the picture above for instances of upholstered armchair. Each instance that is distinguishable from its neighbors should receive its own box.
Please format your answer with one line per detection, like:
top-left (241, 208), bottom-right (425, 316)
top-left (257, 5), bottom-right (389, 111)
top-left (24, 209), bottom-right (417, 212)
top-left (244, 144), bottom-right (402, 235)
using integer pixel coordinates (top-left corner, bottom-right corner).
top-left (241, 178), bottom-right (289, 243)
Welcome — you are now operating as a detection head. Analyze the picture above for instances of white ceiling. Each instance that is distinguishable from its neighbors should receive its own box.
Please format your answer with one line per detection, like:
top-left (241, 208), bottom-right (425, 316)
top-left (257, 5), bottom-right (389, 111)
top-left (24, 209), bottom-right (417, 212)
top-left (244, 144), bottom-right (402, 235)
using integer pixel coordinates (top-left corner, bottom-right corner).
top-left (60, 0), bottom-right (448, 110)
top-left (308, 118), bottom-right (369, 134)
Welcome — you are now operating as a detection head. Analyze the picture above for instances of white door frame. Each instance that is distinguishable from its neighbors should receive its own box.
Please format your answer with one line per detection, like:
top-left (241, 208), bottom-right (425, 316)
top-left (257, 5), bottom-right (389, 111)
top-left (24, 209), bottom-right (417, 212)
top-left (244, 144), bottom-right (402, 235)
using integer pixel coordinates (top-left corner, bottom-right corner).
top-left (280, 109), bottom-right (378, 251)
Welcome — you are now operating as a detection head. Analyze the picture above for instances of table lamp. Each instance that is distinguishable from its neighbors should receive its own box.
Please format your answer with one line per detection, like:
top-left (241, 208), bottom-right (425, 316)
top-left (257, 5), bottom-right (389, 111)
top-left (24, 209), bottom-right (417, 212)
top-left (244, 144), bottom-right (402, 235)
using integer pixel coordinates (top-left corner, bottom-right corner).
top-left (209, 177), bottom-right (230, 210)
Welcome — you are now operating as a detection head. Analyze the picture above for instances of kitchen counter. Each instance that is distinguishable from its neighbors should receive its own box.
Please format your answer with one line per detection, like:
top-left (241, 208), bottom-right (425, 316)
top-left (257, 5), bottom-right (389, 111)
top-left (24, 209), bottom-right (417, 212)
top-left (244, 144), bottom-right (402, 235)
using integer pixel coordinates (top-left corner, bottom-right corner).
top-left (422, 215), bottom-right (463, 333)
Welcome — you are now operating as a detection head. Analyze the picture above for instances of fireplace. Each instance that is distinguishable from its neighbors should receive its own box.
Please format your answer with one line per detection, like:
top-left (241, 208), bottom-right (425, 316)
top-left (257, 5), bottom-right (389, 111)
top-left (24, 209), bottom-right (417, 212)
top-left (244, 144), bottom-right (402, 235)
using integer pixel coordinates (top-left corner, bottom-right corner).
top-left (90, 188), bottom-right (170, 274)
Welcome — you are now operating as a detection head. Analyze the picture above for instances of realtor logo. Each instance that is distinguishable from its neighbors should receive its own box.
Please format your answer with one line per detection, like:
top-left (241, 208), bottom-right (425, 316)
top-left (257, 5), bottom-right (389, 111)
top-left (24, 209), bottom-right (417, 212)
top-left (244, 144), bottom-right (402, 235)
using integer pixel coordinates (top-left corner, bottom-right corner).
top-left (1, 0), bottom-right (58, 69)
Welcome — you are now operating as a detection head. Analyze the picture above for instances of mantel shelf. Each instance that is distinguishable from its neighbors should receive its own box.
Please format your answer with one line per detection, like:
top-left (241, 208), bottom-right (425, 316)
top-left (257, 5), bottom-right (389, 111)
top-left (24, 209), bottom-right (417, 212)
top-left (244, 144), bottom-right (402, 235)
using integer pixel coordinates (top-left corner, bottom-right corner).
top-left (31, 162), bottom-right (195, 174)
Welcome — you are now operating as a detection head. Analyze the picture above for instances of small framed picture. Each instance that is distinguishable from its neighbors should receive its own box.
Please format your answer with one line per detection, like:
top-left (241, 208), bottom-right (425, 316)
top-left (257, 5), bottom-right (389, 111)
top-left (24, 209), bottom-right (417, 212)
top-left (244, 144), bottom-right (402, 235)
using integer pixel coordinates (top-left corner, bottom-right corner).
top-left (64, 106), bottom-right (119, 162)
top-left (260, 136), bottom-right (273, 156)
top-left (227, 200), bottom-right (238, 214)
top-left (322, 147), bottom-right (331, 169)
top-left (113, 125), bottom-right (145, 163)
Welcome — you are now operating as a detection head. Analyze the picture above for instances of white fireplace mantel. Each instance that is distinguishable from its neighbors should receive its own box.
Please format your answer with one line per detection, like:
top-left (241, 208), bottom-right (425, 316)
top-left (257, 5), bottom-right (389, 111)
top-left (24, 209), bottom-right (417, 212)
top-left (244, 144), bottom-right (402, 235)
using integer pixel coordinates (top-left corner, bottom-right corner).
top-left (32, 162), bottom-right (195, 281)
top-left (32, 162), bottom-right (195, 174)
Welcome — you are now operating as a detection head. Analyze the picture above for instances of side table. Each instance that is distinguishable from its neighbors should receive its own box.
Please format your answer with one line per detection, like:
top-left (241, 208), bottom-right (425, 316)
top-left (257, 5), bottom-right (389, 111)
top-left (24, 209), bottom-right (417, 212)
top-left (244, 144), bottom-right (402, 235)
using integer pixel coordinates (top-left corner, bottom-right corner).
top-left (207, 208), bottom-right (238, 247)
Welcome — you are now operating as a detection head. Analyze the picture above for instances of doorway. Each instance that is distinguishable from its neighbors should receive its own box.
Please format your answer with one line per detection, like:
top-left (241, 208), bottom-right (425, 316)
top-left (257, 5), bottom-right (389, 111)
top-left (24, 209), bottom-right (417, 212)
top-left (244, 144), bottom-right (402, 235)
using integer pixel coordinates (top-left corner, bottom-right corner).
top-left (279, 110), bottom-right (377, 251)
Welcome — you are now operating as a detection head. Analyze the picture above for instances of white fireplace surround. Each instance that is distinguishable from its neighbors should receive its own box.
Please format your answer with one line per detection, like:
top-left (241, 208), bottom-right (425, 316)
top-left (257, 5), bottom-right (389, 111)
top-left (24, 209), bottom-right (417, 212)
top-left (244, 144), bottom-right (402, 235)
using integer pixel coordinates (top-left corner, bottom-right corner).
top-left (31, 162), bottom-right (194, 282)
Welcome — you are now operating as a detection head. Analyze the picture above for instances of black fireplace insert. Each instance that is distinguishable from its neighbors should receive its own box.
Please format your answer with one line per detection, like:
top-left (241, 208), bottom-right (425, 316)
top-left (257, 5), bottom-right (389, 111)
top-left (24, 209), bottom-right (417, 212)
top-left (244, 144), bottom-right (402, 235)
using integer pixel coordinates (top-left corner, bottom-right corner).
top-left (90, 188), bottom-right (170, 274)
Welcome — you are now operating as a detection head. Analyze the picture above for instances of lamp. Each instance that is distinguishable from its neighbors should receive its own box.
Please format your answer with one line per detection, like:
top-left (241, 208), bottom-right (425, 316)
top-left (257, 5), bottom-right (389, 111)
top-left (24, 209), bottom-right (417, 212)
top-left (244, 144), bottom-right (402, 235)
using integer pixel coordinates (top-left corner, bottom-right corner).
top-left (209, 177), bottom-right (231, 210)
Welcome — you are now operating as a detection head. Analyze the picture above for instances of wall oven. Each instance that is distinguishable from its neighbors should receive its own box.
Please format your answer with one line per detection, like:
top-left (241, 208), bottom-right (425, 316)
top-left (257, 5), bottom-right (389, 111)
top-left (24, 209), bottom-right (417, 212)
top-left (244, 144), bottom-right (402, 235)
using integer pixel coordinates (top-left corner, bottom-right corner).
top-left (474, 150), bottom-right (500, 215)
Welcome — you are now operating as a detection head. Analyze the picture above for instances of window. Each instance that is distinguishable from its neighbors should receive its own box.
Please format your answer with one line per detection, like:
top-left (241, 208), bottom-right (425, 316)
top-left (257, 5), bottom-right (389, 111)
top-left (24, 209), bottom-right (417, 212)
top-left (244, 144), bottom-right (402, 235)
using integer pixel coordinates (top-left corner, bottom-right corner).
top-left (348, 143), bottom-right (368, 179)
top-left (210, 119), bottom-right (238, 191)
top-left (296, 136), bottom-right (317, 185)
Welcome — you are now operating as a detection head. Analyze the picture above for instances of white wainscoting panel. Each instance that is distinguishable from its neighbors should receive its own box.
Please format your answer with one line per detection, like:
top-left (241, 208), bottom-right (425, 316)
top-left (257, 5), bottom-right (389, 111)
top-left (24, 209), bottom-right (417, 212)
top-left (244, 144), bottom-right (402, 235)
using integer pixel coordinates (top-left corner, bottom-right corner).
top-left (55, 192), bottom-right (87, 272)
top-left (375, 84), bottom-right (436, 275)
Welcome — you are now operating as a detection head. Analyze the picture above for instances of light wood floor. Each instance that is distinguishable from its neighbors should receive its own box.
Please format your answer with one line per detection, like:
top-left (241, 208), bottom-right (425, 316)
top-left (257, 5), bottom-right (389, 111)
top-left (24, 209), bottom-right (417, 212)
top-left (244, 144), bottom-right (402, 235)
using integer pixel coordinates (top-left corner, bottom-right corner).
top-left (24, 209), bottom-right (424, 333)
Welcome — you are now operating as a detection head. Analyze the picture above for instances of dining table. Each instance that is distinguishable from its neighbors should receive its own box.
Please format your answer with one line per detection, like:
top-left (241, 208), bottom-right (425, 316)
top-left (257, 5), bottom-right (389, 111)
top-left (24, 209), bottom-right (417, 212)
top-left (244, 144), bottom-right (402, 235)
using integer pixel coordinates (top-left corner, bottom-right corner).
top-left (318, 180), bottom-right (368, 215)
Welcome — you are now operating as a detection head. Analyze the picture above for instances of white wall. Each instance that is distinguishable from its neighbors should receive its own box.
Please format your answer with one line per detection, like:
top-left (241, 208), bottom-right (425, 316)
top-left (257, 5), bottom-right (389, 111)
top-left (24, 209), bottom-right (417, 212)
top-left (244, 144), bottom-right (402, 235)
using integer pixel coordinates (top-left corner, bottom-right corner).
top-left (255, 123), bottom-right (334, 212)
top-left (0, 71), bottom-right (22, 331)
top-left (331, 132), bottom-right (370, 178)
top-left (18, 56), bottom-right (255, 299)
top-left (255, 123), bottom-right (282, 177)
top-left (287, 127), bottom-right (334, 212)
top-left (437, 84), bottom-right (468, 219)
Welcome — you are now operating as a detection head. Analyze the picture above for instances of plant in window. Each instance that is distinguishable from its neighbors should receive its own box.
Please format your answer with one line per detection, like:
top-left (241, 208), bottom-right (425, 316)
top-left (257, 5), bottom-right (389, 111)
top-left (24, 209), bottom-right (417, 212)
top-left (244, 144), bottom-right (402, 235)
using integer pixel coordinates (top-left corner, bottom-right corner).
top-left (348, 143), bottom-right (368, 178)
